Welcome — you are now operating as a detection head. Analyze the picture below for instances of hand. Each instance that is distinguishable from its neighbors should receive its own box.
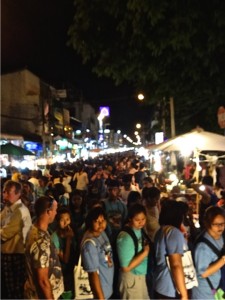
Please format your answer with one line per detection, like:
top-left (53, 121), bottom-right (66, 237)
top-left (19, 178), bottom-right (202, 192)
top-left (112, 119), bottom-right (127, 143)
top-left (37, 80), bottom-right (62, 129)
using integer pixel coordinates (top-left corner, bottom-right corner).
top-left (143, 244), bottom-right (150, 256)
top-left (65, 226), bottom-right (74, 239)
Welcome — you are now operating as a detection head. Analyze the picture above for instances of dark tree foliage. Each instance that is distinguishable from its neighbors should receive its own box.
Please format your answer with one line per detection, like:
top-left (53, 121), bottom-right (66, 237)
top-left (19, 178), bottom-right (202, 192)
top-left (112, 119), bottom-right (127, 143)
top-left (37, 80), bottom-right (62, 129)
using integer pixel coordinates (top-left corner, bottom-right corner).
top-left (68, 0), bottom-right (225, 134)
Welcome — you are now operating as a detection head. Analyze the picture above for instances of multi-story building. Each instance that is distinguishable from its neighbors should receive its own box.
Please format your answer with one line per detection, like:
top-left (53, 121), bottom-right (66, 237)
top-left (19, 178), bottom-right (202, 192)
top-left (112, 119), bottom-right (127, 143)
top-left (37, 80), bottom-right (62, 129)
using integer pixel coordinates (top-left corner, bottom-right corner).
top-left (1, 68), bottom-right (99, 155)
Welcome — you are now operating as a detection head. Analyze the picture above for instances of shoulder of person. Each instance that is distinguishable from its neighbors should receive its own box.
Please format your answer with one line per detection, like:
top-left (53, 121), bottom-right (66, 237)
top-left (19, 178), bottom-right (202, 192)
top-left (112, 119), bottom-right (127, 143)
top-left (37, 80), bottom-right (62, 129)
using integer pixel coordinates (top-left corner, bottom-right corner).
top-left (117, 229), bottom-right (134, 243)
top-left (81, 237), bottom-right (97, 248)
top-left (163, 225), bottom-right (183, 238)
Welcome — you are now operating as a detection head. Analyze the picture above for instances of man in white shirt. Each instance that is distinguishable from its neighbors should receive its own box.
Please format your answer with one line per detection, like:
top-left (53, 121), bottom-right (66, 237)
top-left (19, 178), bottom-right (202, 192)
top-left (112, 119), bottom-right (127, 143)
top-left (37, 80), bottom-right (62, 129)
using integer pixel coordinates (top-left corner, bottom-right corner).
top-left (1, 180), bottom-right (32, 299)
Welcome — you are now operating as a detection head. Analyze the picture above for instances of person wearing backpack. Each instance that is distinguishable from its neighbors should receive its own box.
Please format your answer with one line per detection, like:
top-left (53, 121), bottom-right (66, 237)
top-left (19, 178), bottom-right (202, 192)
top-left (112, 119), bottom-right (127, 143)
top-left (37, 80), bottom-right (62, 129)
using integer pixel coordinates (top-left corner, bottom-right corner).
top-left (192, 206), bottom-right (225, 299)
top-left (116, 203), bottom-right (150, 299)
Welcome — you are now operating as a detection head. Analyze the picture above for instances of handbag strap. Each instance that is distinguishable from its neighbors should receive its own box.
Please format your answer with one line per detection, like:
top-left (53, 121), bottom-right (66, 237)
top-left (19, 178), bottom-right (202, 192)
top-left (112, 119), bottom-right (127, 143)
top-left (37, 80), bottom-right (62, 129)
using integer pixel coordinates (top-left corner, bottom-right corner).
top-left (78, 238), bottom-right (96, 268)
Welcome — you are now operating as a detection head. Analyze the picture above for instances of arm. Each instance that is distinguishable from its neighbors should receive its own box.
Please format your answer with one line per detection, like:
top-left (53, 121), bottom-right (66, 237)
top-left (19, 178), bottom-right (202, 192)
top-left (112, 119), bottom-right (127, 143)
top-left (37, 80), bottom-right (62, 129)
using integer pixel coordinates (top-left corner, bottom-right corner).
top-left (0, 209), bottom-right (22, 241)
top-left (102, 171), bottom-right (109, 179)
top-left (169, 253), bottom-right (188, 300)
top-left (91, 173), bottom-right (98, 181)
top-left (88, 271), bottom-right (105, 300)
top-left (85, 173), bottom-right (89, 185)
top-left (57, 227), bottom-right (74, 264)
top-left (201, 256), bottom-right (225, 278)
top-left (36, 267), bottom-right (54, 299)
top-left (121, 244), bottom-right (149, 273)
top-left (191, 184), bottom-right (211, 204)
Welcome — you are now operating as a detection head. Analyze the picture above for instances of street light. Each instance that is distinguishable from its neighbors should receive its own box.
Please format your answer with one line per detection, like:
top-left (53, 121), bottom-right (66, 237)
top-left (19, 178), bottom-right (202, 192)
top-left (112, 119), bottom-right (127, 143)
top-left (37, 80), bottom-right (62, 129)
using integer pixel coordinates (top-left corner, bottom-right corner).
top-left (136, 123), bottom-right (141, 129)
top-left (137, 93), bottom-right (144, 101)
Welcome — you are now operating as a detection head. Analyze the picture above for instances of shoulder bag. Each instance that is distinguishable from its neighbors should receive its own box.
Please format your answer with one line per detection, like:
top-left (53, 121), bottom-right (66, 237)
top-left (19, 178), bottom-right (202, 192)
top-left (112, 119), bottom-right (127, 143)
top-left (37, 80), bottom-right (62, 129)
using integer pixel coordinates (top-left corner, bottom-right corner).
top-left (164, 226), bottom-right (198, 290)
top-left (74, 239), bottom-right (96, 300)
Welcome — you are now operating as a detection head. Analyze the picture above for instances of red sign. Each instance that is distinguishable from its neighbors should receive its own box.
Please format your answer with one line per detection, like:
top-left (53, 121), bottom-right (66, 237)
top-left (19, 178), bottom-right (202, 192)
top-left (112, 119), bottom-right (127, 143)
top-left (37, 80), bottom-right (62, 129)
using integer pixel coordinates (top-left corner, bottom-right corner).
top-left (217, 106), bottom-right (225, 129)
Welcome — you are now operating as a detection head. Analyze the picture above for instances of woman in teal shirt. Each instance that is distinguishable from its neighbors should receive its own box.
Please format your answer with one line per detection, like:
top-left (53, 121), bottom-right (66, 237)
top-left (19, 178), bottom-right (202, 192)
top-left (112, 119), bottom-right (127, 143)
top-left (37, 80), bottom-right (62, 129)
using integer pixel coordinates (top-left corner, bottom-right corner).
top-left (117, 203), bottom-right (150, 299)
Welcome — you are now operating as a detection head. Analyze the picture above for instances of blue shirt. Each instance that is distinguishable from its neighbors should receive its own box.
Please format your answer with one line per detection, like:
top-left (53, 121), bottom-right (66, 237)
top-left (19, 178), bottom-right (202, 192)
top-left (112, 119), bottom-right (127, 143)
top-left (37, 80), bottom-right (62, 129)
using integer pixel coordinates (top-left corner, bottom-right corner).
top-left (154, 226), bottom-right (185, 297)
top-left (81, 231), bottom-right (114, 299)
top-left (192, 232), bottom-right (223, 299)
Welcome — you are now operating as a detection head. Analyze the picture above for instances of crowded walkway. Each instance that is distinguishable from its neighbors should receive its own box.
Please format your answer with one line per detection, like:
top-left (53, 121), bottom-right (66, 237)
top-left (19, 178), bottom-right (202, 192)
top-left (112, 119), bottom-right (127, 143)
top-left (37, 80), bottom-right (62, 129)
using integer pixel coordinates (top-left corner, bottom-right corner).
top-left (1, 151), bottom-right (225, 299)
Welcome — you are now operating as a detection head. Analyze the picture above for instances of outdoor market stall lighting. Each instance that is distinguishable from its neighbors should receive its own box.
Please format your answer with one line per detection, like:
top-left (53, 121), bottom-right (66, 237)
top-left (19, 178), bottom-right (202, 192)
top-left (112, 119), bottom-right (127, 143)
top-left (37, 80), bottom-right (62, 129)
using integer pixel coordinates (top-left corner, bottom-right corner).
top-left (153, 152), bottom-right (163, 172)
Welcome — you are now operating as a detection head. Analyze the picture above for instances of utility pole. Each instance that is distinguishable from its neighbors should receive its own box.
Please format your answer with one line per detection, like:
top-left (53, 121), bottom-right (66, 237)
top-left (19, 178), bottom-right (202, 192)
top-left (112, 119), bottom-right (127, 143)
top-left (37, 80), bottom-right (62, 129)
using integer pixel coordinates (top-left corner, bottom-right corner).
top-left (170, 96), bottom-right (176, 138)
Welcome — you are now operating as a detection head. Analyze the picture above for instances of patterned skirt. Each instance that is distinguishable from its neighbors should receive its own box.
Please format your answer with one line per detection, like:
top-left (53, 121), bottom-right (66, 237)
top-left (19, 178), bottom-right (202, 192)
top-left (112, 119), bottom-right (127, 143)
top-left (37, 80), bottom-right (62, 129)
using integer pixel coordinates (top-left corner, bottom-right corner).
top-left (1, 253), bottom-right (26, 299)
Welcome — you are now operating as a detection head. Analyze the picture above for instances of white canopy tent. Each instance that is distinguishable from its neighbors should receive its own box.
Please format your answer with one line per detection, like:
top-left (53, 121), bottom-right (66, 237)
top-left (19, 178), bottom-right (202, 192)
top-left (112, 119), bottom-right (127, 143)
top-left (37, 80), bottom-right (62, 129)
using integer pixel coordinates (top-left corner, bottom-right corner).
top-left (149, 128), bottom-right (225, 215)
top-left (150, 128), bottom-right (225, 153)
top-left (149, 128), bottom-right (225, 180)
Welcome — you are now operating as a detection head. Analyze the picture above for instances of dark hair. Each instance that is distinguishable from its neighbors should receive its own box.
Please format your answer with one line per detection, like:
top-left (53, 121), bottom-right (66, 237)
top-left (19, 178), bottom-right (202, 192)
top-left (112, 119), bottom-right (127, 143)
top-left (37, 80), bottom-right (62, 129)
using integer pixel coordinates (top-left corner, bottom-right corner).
top-left (202, 175), bottom-right (213, 186)
top-left (56, 206), bottom-right (71, 222)
top-left (123, 174), bottom-right (133, 183)
top-left (139, 163), bottom-right (145, 170)
top-left (22, 181), bottom-right (34, 192)
top-left (143, 176), bottom-right (153, 184)
top-left (203, 206), bottom-right (225, 230)
top-left (159, 200), bottom-right (184, 228)
top-left (34, 196), bottom-right (54, 218)
top-left (127, 191), bottom-right (141, 209)
top-left (127, 203), bottom-right (146, 220)
top-left (107, 179), bottom-right (120, 189)
top-left (85, 206), bottom-right (107, 230)
top-left (52, 183), bottom-right (65, 201)
top-left (3, 180), bottom-right (22, 194)
top-left (39, 176), bottom-right (49, 185)
top-left (142, 187), bottom-right (160, 207)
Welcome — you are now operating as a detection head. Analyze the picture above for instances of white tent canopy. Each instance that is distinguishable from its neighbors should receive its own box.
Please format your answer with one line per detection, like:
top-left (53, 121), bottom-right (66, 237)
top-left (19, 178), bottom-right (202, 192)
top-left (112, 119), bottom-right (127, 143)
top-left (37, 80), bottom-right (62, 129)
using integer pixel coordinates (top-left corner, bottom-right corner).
top-left (150, 128), bottom-right (225, 153)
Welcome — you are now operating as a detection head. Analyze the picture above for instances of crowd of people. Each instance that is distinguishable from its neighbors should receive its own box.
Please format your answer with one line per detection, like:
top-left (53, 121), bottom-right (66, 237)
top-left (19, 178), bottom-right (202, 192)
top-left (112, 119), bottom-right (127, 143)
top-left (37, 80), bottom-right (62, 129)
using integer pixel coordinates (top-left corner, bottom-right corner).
top-left (1, 151), bottom-right (225, 299)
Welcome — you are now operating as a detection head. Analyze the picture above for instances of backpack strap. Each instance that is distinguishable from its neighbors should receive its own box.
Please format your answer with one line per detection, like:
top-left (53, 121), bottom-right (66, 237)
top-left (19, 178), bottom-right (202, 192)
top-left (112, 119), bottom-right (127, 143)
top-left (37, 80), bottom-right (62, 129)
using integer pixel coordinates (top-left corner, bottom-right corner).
top-left (196, 236), bottom-right (224, 292)
top-left (122, 226), bottom-right (139, 256)
top-left (199, 237), bottom-right (221, 257)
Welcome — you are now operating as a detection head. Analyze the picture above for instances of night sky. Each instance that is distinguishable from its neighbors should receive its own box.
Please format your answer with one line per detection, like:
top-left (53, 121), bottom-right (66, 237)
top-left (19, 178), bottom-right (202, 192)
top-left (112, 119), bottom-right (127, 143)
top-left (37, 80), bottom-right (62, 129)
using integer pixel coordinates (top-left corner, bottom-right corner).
top-left (1, 0), bottom-right (149, 136)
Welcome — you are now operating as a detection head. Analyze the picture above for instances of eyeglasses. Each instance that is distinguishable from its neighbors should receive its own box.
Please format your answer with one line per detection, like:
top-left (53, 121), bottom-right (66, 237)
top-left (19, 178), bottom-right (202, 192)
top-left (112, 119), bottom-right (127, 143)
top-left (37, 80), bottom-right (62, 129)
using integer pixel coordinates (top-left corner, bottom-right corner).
top-left (211, 223), bottom-right (225, 228)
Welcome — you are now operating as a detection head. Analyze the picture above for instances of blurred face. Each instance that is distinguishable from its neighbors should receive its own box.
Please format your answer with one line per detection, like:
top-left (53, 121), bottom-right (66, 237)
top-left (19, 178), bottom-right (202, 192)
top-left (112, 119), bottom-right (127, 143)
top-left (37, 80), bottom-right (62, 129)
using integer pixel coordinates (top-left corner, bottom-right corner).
top-left (143, 181), bottom-right (153, 188)
top-left (92, 214), bottom-right (107, 235)
top-left (72, 196), bottom-right (82, 208)
top-left (39, 179), bottom-right (45, 187)
top-left (110, 187), bottom-right (120, 197)
top-left (3, 185), bottom-right (21, 206)
top-left (59, 212), bottom-right (71, 229)
top-left (23, 183), bottom-right (32, 194)
top-left (208, 215), bottom-right (225, 239)
top-left (130, 212), bottom-right (146, 230)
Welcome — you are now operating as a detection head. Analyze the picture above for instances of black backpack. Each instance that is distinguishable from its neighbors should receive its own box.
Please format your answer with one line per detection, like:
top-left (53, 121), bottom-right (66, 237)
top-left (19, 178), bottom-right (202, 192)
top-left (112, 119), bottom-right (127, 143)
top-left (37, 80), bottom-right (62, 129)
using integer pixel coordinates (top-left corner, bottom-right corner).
top-left (122, 226), bottom-right (149, 256)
